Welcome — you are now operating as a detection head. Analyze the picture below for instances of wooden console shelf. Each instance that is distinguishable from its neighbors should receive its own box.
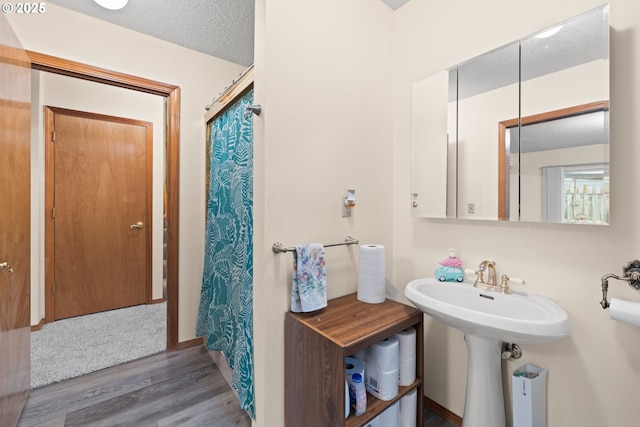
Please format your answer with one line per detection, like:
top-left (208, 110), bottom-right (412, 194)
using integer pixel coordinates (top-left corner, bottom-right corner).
top-left (285, 293), bottom-right (424, 427)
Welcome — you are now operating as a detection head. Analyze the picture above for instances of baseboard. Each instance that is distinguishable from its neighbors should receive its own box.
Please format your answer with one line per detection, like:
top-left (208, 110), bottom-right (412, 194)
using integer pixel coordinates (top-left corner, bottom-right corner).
top-left (424, 396), bottom-right (463, 427)
top-left (177, 337), bottom-right (203, 350)
top-left (150, 298), bottom-right (166, 304)
top-left (206, 349), bottom-right (235, 394)
top-left (31, 318), bottom-right (45, 332)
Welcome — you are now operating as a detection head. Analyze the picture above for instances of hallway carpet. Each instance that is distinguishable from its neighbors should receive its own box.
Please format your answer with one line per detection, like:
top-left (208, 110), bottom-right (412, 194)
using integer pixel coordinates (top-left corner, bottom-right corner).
top-left (30, 302), bottom-right (166, 388)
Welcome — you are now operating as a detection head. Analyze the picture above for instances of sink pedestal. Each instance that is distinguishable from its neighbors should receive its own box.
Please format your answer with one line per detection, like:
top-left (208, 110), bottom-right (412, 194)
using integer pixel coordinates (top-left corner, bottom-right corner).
top-left (463, 334), bottom-right (506, 427)
top-left (404, 278), bottom-right (572, 427)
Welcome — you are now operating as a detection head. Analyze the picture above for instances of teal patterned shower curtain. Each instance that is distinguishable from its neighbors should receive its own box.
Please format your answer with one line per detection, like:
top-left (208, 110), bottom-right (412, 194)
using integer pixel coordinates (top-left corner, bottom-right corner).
top-left (196, 89), bottom-right (254, 418)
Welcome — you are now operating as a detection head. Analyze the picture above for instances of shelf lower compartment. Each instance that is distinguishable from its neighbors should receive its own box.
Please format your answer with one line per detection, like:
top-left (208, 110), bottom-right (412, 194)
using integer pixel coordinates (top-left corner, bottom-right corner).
top-left (345, 380), bottom-right (423, 427)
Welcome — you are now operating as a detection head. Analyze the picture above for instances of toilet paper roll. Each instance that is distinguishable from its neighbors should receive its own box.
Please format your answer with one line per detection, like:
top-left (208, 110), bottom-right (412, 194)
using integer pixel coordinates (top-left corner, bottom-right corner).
top-left (609, 298), bottom-right (640, 327)
top-left (376, 400), bottom-right (399, 427)
top-left (369, 336), bottom-right (399, 371)
top-left (365, 367), bottom-right (398, 401)
top-left (358, 244), bottom-right (386, 304)
top-left (345, 357), bottom-right (365, 380)
top-left (399, 388), bottom-right (417, 427)
top-left (398, 357), bottom-right (416, 387)
top-left (396, 327), bottom-right (416, 359)
top-left (364, 418), bottom-right (378, 427)
top-left (395, 328), bottom-right (416, 386)
top-left (353, 349), bottom-right (368, 364)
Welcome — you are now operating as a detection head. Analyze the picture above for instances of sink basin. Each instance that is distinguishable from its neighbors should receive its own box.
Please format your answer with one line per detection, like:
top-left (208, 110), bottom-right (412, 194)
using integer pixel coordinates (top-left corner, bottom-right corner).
top-left (404, 277), bottom-right (572, 343)
top-left (405, 277), bottom-right (572, 427)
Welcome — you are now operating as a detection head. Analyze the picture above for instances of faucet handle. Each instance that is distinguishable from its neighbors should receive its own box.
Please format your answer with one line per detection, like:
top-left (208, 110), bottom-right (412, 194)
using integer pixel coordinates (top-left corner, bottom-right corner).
top-left (499, 275), bottom-right (525, 294)
top-left (508, 277), bottom-right (525, 286)
top-left (499, 275), bottom-right (512, 294)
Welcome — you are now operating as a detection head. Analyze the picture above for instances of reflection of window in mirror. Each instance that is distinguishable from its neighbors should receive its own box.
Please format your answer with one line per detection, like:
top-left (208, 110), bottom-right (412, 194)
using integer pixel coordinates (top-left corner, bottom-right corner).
top-left (542, 163), bottom-right (609, 224)
top-left (498, 101), bottom-right (609, 221)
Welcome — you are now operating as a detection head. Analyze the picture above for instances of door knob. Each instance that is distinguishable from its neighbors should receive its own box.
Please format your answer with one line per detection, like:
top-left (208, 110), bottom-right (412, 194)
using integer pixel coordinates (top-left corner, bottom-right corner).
top-left (130, 221), bottom-right (144, 229)
top-left (0, 262), bottom-right (14, 273)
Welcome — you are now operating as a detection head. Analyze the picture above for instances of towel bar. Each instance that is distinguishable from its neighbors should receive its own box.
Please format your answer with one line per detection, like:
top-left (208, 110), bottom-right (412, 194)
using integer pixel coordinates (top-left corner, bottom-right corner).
top-left (272, 236), bottom-right (359, 253)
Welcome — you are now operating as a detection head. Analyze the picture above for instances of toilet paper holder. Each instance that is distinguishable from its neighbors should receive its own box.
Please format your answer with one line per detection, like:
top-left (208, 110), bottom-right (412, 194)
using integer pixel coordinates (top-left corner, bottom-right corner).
top-left (599, 260), bottom-right (640, 309)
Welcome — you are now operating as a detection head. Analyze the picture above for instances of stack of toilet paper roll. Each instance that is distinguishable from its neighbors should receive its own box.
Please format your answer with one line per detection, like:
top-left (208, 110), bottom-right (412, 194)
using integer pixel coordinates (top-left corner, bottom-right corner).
top-left (357, 244), bottom-right (386, 304)
top-left (352, 328), bottom-right (416, 425)
top-left (374, 400), bottom-right (400, 426)
top-left (365, 336), bottom-right (399, 401)
top-left (395, 327), bottom-right (417, 386)
top-left (362, 390), bottom-right (414, 427)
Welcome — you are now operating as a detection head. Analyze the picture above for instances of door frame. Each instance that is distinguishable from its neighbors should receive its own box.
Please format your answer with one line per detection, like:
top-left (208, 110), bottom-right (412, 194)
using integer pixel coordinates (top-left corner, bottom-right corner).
top-left (28, 51), bottom-right (180, 351)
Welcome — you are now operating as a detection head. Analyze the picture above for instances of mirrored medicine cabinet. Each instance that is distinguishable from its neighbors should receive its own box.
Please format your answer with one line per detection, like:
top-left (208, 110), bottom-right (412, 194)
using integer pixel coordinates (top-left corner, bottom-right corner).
top-left (411, 4), bottom-right (610, 225)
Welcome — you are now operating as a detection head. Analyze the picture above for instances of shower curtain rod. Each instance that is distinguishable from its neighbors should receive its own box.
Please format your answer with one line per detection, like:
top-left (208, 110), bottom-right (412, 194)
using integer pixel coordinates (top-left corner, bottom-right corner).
top-left (272, 236), bottom-right (359, 253)
top-left (205, 64), bottom-right (254, 111)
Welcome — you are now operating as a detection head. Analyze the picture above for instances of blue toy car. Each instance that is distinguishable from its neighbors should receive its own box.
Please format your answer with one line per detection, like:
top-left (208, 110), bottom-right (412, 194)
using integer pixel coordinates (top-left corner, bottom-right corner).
top-left (435, 266), bottom-right (464, 282)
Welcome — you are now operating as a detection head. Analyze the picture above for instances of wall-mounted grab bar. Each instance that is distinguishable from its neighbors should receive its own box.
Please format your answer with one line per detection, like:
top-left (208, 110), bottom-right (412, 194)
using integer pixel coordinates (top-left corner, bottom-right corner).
top-left (599, 260), bottom-right (640, 309)
top-left (272, 236), bottom-right (359, 253)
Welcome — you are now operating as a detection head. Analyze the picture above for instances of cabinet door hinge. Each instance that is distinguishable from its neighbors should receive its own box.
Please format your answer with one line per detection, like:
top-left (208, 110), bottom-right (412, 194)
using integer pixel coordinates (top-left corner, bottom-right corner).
top-left (51, 131), bottom-right (56, 142)
top-left (52, 207), bottom-right (56, 218)
top-left (52, 282), bottom-right (56, 295)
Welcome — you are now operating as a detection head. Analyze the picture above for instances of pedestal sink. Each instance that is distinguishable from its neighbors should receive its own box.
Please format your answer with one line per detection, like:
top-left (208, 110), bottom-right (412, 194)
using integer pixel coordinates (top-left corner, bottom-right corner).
top-left (405, 278), bottom-right (571, 427)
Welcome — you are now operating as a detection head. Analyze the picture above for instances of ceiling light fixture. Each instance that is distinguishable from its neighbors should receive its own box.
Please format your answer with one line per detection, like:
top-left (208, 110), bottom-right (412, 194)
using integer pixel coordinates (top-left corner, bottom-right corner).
top-left (94, 0), bottom-right (128, 10)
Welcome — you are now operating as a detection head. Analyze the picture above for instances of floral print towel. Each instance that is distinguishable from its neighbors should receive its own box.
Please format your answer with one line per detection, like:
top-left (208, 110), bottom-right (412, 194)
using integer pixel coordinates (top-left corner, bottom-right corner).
top-left (291, 244), bottom-right (327, 312)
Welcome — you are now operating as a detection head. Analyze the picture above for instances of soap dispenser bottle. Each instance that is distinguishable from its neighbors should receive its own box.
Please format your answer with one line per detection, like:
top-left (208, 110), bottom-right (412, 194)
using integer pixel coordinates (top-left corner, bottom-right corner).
top-left (440, 248), bottom-right (462, 268)
top-left (435, 248), bottom-right (465, 282)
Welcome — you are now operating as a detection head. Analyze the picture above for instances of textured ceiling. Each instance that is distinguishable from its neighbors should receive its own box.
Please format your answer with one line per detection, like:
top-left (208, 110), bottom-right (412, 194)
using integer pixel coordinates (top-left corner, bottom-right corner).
top-left (46, 0), bottom-right (409, 67)
top-left (47, 0), bottom-right (256, 66)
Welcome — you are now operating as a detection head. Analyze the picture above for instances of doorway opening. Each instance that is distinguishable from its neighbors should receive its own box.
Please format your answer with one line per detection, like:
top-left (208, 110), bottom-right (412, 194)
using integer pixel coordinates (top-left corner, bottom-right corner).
top-left (28, 51), bottom-right (180, 351)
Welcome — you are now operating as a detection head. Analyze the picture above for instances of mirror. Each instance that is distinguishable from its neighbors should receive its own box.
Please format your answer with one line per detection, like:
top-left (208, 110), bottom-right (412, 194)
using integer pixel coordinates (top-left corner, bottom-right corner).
top-left (411, 70), bottom-right (449, 218)
top-left (412, 4), bottom-right (610, 224)
top-left (457, 41), bottom-right (520, 221)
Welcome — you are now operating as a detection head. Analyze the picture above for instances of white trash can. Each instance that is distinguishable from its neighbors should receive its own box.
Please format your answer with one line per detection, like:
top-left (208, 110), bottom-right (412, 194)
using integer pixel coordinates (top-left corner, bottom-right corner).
top-left (512, 363), bottom-right (548, 427)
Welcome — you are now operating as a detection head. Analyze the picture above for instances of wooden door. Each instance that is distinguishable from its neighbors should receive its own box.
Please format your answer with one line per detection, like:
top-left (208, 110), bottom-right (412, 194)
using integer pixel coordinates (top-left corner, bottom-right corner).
top-left (0, 15), bottom-right (31, 427)
top-left (46, 107), bottom-right (152, 320)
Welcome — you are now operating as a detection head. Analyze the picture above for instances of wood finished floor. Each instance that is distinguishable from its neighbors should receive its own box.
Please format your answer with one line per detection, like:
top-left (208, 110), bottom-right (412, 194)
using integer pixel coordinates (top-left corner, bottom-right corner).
top-left (18, 345), bottom-right (457, 427)
top-left (423, 409), bottom-right (459, 427)
top-left (18, 346), bottom-right (251, 427)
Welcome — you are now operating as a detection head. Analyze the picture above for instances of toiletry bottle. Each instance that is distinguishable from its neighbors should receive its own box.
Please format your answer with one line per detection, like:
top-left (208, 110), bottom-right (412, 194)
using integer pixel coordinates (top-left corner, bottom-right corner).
top-left (349, 373), bottom-right (367, 416)
top-left (440, 248), bottom-right (463, 268)
top-left (345, 381), bottom-right (349, 418)
top-left (435, 248), bottom-right (465, 282)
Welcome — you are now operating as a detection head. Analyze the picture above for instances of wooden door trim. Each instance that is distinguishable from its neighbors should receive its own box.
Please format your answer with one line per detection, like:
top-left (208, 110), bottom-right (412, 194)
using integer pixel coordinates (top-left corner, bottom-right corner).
top-left (498, 101), bottom-right (610, 221)
top-left (29, 51), bottom-right (180, 351)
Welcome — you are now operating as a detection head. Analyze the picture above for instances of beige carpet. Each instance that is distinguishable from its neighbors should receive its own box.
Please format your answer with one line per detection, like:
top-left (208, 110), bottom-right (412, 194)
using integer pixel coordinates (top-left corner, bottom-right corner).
top-left (30, 302), bottom-right (166, 388)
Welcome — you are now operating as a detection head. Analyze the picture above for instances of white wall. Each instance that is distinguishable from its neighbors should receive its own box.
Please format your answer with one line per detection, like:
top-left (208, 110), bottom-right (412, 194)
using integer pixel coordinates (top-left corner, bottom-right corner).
top-left (254, 0), bottom-right (394, 424)
top-left (7, 4), bottom-right (245, 341)
top-left (394, 1), bottom-right (640, 426)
